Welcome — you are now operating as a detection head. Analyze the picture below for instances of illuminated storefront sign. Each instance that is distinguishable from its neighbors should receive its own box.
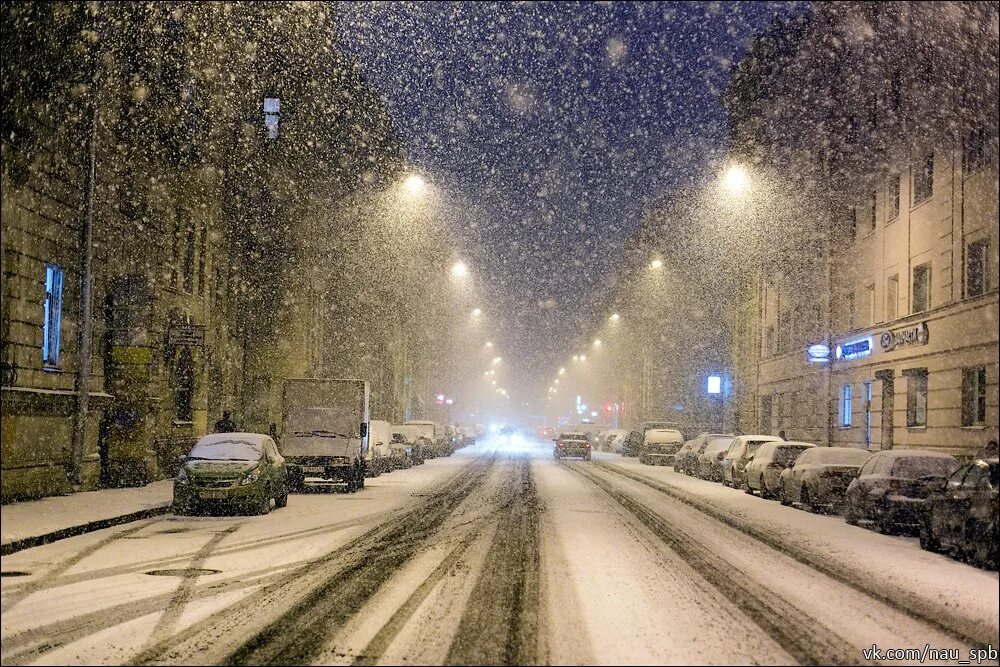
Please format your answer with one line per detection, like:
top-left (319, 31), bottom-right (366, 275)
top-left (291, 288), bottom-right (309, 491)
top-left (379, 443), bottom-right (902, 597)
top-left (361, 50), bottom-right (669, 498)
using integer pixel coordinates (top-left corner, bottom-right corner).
top-left (806, 343), bottom-right (831, 363)
top-left (880, 322), bottom-right (928, 352)
top-left (835, 336), bottom-right (873, 361)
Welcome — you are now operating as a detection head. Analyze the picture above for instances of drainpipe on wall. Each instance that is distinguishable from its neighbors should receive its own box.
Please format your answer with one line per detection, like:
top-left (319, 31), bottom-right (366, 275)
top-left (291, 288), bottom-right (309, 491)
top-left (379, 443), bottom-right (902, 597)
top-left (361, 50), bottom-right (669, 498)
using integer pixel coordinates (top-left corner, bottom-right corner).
top-left (70, 44), bottom-right (101, 488)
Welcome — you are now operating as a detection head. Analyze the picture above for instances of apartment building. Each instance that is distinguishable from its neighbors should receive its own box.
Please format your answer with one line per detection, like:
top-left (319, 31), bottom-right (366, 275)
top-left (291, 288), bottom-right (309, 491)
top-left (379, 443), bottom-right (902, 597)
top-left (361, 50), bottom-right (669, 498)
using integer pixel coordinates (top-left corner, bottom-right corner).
top-left (726, 2), bottom-right (998, 457)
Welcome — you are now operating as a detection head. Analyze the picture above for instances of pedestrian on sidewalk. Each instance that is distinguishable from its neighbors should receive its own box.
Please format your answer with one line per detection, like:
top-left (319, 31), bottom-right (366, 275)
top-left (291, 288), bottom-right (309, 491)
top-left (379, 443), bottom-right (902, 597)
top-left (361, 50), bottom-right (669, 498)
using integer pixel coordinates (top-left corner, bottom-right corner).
top-left (214, 410), bottom-right (238, 433)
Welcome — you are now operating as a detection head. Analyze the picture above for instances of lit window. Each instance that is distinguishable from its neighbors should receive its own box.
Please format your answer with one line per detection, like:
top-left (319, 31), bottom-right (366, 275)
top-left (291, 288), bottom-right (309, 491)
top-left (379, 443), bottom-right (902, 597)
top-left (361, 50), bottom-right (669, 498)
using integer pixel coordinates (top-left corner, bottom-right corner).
top-left (841, 385), bottom-right (853, 427)
top-left (263, 97), bottom-right (280, 140)
top-left (42, 264), bottom-right (64, 365)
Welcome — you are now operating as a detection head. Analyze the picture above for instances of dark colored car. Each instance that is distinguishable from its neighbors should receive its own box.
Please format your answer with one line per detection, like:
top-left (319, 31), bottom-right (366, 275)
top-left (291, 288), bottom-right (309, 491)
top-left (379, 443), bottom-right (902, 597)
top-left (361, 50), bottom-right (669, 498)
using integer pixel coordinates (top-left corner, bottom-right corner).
top-left (174, 433), bottom-right (288, 515)
top-left (920, 459), bottom-right (998, 569)
top-left (622, 430), bottom-right (644, 457)
top-left (779, 446), bottom-right (872, 511)
top-left (554, 432), bottom-right (592, 460)
top-left (844, 450), bottom-right (959, 533)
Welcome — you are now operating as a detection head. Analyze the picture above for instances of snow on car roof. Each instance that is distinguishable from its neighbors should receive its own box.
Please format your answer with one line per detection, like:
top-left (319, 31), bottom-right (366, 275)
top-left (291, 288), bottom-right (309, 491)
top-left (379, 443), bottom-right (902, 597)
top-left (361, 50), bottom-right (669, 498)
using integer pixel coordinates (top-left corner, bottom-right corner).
top-left (195, 432), bottom-right (274, 448)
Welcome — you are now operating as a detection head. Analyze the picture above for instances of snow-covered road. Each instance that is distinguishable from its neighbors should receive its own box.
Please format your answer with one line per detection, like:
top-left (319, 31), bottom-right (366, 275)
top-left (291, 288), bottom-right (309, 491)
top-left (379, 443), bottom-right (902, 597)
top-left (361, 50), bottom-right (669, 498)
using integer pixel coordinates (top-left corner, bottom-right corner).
top-left (1, 440), bottom-right (996, 665)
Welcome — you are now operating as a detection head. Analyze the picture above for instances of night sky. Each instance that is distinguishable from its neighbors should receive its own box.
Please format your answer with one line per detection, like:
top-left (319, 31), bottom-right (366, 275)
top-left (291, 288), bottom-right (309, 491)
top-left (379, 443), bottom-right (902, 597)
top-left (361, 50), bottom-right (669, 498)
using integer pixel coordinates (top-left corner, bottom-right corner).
top-left (339, 1), bottom-right (803, 401)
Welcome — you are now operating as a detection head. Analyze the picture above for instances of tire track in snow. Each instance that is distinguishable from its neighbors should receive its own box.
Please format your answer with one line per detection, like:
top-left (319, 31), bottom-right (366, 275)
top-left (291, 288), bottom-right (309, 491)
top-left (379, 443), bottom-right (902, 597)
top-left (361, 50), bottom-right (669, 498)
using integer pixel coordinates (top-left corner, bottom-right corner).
top-left (445, 455), bottom-right (542, 666)
top-left (563, 461), bottom-right (864, 665)
top-left (593, 460), bottom-right (994, 649)
top-left (132, 454), bottom-right (495, 665)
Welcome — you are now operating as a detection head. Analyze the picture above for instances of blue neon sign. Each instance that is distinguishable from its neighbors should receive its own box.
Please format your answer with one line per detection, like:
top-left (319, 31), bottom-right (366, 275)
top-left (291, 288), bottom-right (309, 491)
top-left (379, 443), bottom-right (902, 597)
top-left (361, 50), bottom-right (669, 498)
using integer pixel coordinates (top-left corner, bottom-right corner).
top-left (835, 336), bottom-right (873, 361)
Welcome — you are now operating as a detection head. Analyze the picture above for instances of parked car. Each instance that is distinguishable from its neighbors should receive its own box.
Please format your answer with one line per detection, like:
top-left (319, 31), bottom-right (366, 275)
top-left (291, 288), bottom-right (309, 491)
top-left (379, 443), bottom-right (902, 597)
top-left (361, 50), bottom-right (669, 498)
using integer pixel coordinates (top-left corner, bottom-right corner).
top-left (388, 428), bottom-right (414, 469)
top-left (174, 433), bottom-right (287, 515)
top-left (673, 439), bottom-right (696, 469)
top-left (722, 435), bottom-right (783, 488)
top-left (603, 428), bottom-right (630, 453)
top-left (844, 450), bottom-right (960, 533)
top-left (554, 432), bottom-right (592, 460)
top-left (920, 458), bottom-right (998, 569)
top-left (696, 436), bottom-right (736, 481)
top-left (640, 429), bottom-right (685, 466)
top-left (677, 433), bottom-right (732, 475)
top-left (405, 420), bottom-right (450, 458)
top-left (778, 446), bottom-right (872, 511)
top-left (365, 419), bottom-right (394, 477)
top-left (393, 425), bottom-right (426, 465)
top-left (594, 430), bottom-right (612, 452)
top-left (744, 441), bottom-right (815, 498)
top-left (622, 429), bottom-right (644, 457)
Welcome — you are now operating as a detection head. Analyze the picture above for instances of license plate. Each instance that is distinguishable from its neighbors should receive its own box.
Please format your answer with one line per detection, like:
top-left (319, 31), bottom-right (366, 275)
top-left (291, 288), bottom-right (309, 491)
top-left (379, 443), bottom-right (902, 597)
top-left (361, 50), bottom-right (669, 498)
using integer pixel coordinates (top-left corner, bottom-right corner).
top-left (303, 466), bottom-right (326, 473)
top-left (199, 489), bottom-right (228, 499)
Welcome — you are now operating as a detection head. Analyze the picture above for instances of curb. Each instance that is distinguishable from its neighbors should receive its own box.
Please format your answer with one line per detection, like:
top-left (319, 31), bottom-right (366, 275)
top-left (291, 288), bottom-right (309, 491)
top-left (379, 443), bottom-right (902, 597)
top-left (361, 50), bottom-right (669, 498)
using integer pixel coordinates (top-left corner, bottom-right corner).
top-left (1, 504), bottom-right (173, 556)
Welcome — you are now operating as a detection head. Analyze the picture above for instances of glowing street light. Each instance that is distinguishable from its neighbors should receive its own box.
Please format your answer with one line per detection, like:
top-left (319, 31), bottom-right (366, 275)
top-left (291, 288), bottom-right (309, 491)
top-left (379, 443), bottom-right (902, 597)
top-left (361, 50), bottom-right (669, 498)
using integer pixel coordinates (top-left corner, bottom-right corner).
top-left (579, 354), bottom-right (587, 362)
top-left (593, 339), bottom-right (602, 348)
top-left (610, 313), bottom-right (620, 322)
top-left (492, 356), bottom-right (502, 365)
top-left (451, 261), bottom-right (469, 278)
top-left (472, 307), bottom-right (482, 317)
top-left (404, 173), bottom-right (426, 196)
top-left (650, 258), bottom-right (663, 270)
top-left (723, 164), bottom-right (749, 197)
top-left (558, 367), bottom-right (565, 375)
top-left (572, 355), bottom-right (579, 362)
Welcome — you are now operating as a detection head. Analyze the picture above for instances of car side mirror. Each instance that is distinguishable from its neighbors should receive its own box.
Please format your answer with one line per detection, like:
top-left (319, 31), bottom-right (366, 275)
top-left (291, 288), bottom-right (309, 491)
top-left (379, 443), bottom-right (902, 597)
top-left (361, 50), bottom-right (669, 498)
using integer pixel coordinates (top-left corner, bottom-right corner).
top-left (785, 461), bottom-right (794, 468)
top-left (717, 451), bottom-right (725, 461)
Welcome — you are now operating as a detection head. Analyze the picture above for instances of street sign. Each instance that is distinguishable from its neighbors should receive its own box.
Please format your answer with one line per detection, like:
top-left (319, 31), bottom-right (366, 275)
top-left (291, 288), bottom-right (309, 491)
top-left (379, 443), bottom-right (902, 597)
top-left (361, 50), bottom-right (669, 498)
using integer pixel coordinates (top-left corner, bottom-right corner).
top-left (167, 324), bottom-right (206, 347)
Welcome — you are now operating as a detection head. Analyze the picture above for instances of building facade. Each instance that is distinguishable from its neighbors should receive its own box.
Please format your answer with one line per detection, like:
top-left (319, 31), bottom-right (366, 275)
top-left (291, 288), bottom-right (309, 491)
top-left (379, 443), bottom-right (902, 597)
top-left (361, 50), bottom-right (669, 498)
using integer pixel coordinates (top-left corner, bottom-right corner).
top-left (726, 2), bottom-right (999, 457)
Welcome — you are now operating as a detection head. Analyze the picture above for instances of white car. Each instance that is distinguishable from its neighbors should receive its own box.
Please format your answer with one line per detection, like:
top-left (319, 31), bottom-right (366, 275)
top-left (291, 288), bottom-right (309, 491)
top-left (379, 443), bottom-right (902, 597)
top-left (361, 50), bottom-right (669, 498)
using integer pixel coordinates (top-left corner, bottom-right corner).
top-left (603, 428), bottom-right (630, 453)
top-left (365, 420), bottom-right (394, 476)
top-left (697, 436), bottom-right (736, 481)
top-left (639, 429), bottom-right (685, 465)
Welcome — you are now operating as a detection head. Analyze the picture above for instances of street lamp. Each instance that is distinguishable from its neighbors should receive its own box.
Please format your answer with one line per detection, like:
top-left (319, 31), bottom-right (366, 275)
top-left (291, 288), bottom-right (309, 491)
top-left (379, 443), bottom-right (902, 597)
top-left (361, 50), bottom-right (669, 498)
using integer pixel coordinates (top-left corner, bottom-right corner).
top-left (404, 173), bottom-right (426, 197)
top-left (451, 261), bottom-right (469, 278)
top-left (723, 164), bottom-right (749, 197)
top-left (593, 339), bottom-right (602, 348)
top-left (472, 307), bottom-right (482, 317)
top-left (650, 258), bottom-right (663, 270)
top-left (610, 313), bottom-right (620, 322)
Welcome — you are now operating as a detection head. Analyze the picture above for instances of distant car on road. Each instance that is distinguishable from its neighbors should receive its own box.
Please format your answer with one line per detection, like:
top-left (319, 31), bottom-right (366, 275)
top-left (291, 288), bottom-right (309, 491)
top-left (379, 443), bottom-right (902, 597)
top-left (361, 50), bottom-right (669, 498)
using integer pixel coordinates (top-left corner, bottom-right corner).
top-left (744, 441), bottom-right (815, 498)
top-left (844, 450), bottom-right (959, 533)
top-left (778, 446), bottom-right (872, 511)
top-left (722, 435), bottom-right (783, 488)
top-left (920, 458), bottom-right (998, 569)
top-left (640, 428), bottom-right (685, 466)
top-left (553, 432), bottom-right (592, 461)
top-left (174, 433), bottom-right (287, 516)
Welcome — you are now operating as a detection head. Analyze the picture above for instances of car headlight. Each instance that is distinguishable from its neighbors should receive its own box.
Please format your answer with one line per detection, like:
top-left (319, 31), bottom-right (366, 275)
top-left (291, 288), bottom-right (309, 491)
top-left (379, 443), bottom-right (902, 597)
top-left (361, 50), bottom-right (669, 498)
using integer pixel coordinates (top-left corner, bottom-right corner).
top-left (240, 466), bottom-right (263, 486)
top-left (176, 468), bottom-right (190, 485)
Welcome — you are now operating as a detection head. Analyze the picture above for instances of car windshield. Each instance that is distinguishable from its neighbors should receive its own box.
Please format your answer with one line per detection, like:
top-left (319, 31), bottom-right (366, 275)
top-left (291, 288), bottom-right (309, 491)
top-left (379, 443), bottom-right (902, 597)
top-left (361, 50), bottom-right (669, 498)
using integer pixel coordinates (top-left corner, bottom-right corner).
top-left (188, 440), bottom-right (263, 462)
top-left (892, 457), bottom-right (958, 479)
top-left (773, 446), bottom-right (811, 465)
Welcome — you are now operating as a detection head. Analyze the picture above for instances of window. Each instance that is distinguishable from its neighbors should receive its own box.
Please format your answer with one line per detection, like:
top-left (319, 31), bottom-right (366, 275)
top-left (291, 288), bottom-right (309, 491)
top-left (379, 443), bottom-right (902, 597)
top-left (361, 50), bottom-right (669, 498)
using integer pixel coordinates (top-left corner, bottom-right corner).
top-left (865, 283), bottom-right (875, 325)
top-left (263, 97), bottom-right (280, 140)
top-left (845, 205), bottom-right (857, 241)
top-left (967, 239), bottom-right (989, 297)
top-left (841, 385), bottom-right (853, 427)
top-left (865, 191), bottom-right (876, 231)
top-left (962, 366), bottom-right (987, 426)
top-left (886, 274), bottom-right (899, 320)
top-left (964, 125), bottom-right (988, 173)
top-left (42, 264), bottom-right (64, 366)
top-left (845, 291), bottom-right (855, 329)
top-left (889, 69), bottom-right (902, 113)
top-left (912, 152), bottom-right (933, 204)
top-left (887, 174), bottom-right (900, 221)
top-left (912, 263), bottom-right (931, 313)
top-left (905, 369), bottom-right (928, 427)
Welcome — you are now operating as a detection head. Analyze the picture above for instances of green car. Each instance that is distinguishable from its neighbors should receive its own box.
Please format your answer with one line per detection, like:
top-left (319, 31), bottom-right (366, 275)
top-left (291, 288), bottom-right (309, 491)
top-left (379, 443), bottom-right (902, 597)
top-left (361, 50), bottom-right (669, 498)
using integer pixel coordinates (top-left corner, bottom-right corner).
top-left (174, 433), bottom-right (288, 515)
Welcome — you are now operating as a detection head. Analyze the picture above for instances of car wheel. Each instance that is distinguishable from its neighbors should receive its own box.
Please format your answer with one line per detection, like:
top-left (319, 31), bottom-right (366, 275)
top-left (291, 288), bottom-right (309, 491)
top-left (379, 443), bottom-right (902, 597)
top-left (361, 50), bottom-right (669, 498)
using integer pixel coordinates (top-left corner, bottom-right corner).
top-left (779, 486), bottom-right (790, 506)
top-left (918, 515), bottom-right (940, 553)
top-left (800, 487), bottom-right (813, 512)
top-left (743, 477), bottom-right (753, 495)
top-left (584, 453), bottom-right (592, 462)
top-left (256, 492), bottom-right (272, 515)
top-left (274, 483), bottom-right (288, 508)
top-left (844, 501), bottom-right (859, 526)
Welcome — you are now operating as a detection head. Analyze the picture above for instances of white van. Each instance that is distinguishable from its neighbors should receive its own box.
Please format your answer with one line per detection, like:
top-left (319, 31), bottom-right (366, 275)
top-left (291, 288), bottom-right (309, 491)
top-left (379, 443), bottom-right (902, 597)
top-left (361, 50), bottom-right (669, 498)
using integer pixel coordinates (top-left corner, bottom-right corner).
top-left (366, 420), bottom-right (393, 476)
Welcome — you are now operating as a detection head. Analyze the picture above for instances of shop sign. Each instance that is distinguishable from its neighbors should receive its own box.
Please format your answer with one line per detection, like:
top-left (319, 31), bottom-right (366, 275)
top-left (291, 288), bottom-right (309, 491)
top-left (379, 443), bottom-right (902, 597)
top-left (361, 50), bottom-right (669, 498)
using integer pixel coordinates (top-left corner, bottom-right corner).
top-left (167, 324), bottom-right (205, 347)
top-left (880, 322), bottom-right (928, 352)
top-left (835, 336), bottom-right (873, 361)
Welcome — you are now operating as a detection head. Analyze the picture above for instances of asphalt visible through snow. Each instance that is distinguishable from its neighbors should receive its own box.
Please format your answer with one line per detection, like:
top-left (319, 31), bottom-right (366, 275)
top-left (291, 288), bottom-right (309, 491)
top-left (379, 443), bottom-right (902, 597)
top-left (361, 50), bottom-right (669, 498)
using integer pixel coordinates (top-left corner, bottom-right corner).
top-left (1, 438), bottom-right (997, 666)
